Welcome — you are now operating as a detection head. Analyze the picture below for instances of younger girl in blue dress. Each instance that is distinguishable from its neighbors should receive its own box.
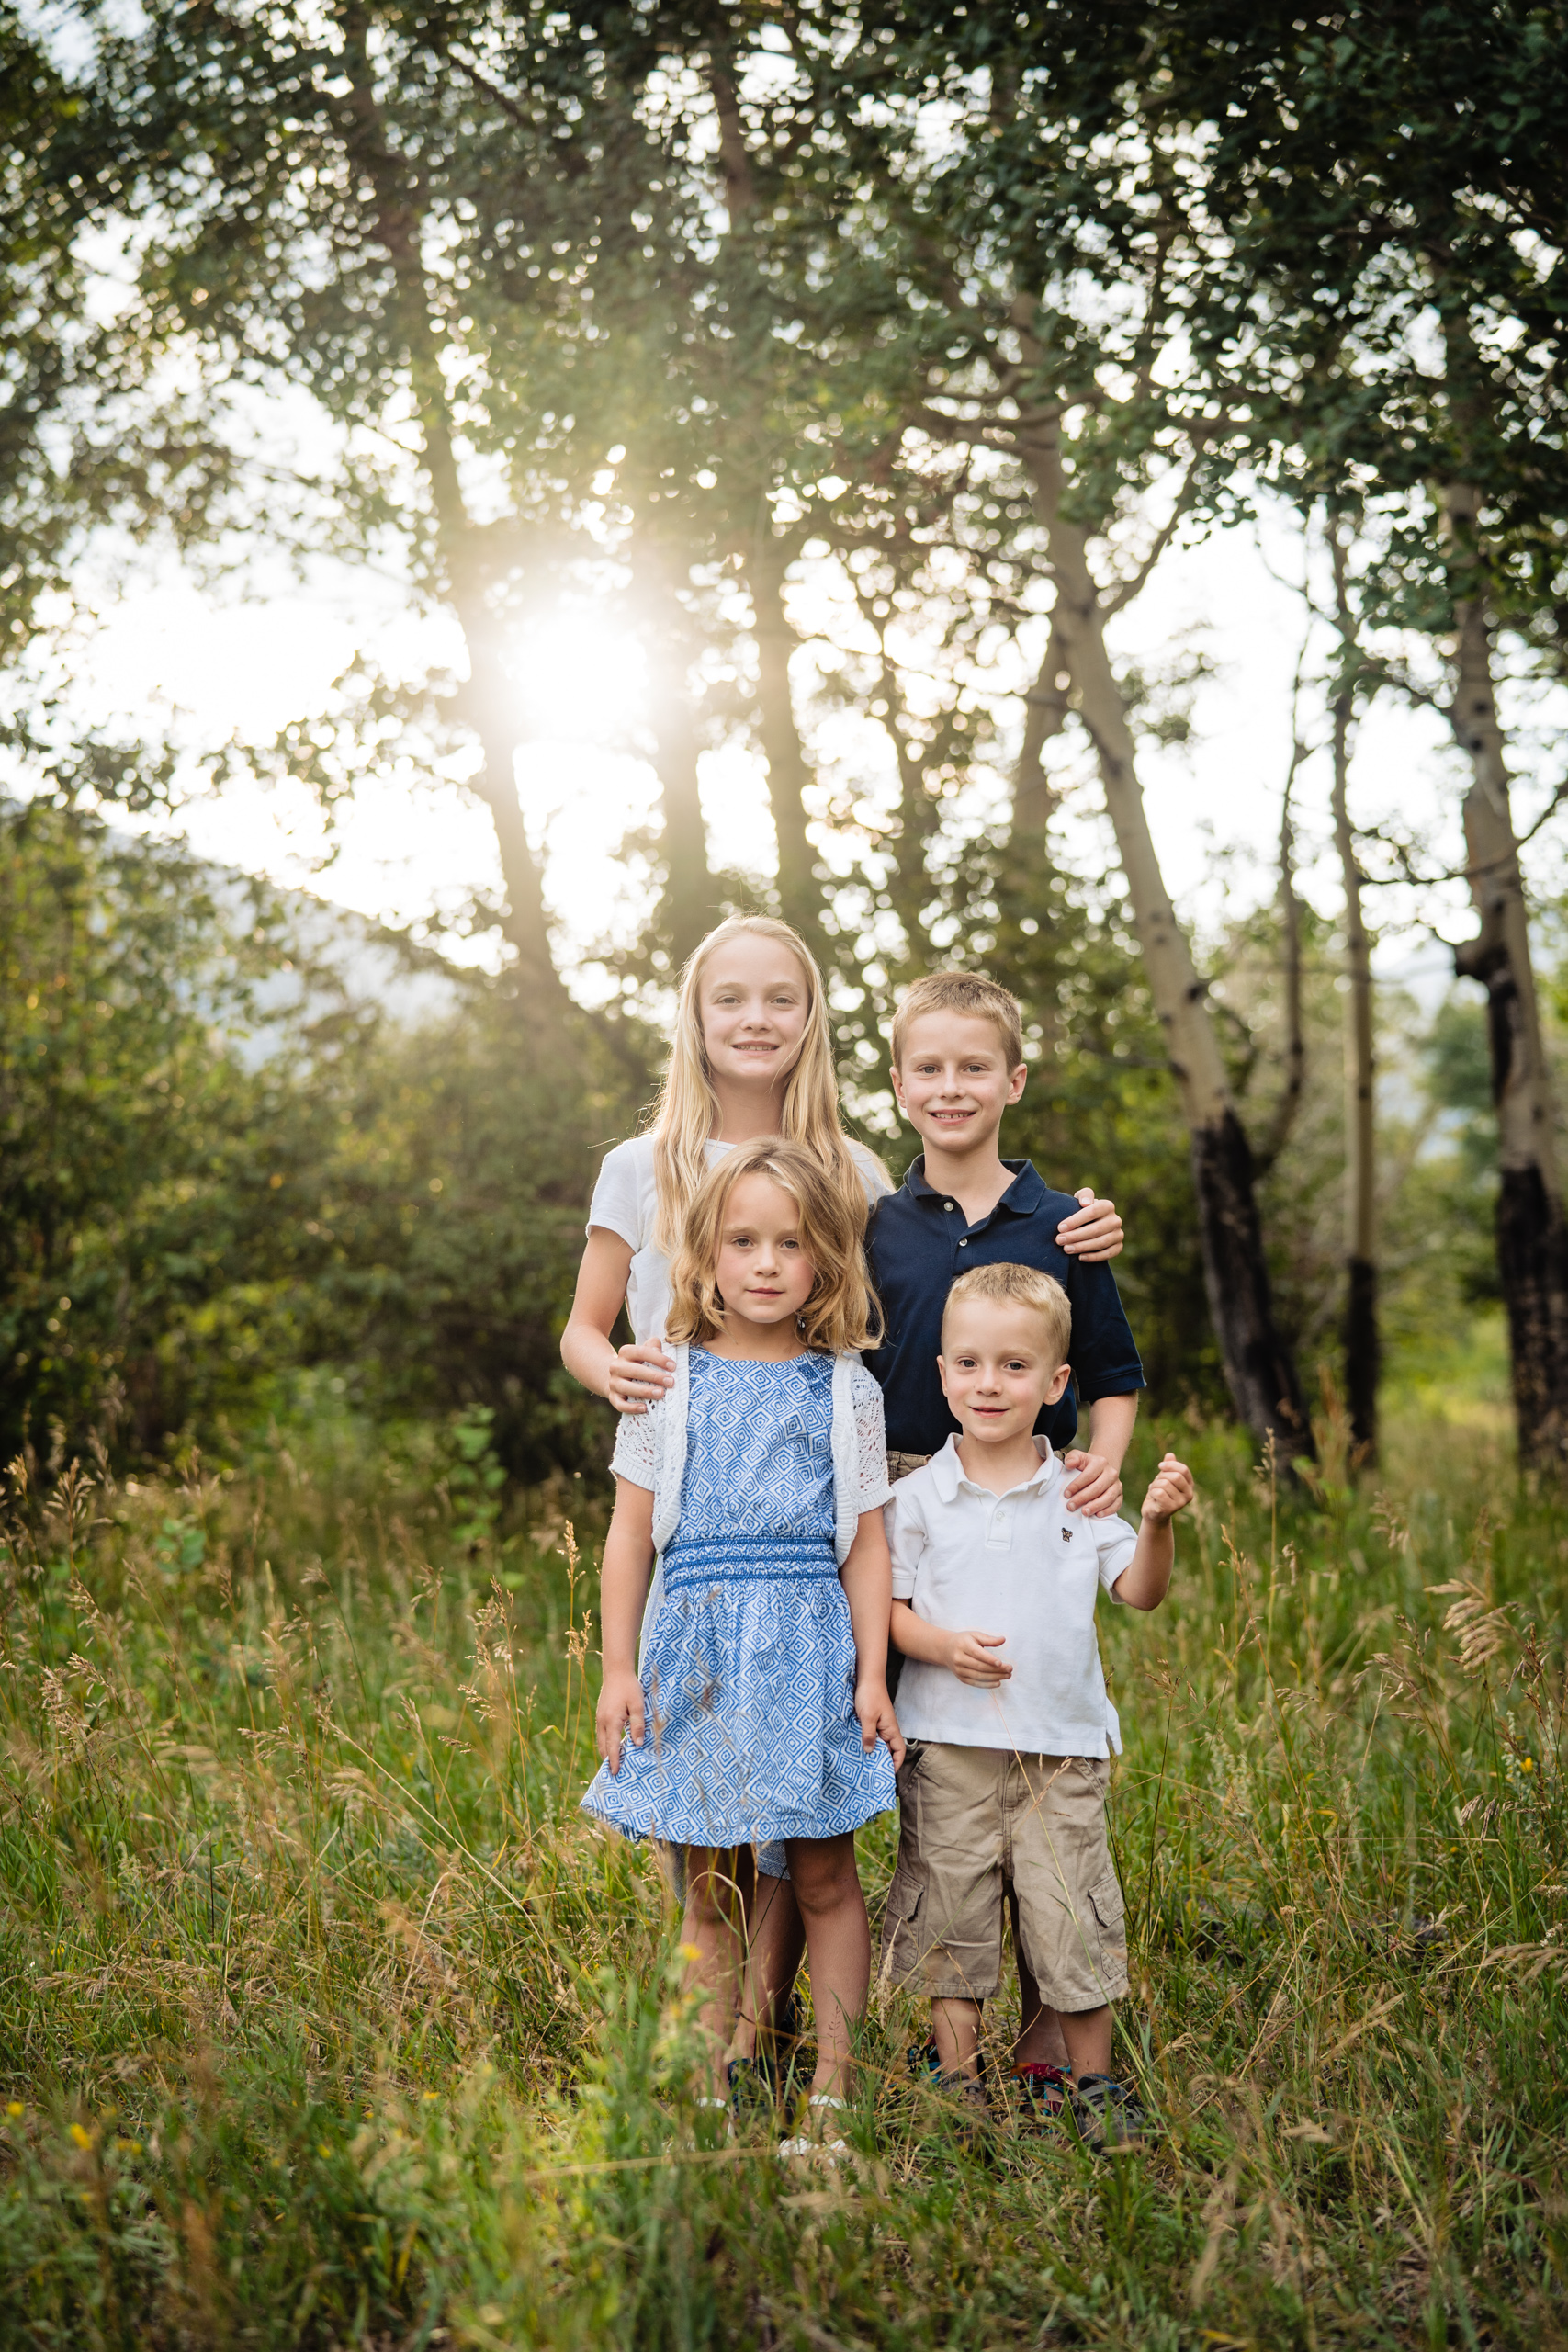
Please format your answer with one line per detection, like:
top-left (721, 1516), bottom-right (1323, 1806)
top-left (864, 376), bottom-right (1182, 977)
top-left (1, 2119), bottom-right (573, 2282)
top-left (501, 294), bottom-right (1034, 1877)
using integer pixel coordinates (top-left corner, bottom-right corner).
top-left (582, 1138), bottom-right (902, 2153)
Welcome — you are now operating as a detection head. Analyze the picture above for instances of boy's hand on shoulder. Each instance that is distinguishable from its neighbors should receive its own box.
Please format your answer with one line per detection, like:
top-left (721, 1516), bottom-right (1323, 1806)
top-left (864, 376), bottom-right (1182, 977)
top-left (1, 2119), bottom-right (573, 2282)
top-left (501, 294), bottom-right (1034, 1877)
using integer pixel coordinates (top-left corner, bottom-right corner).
top-left (855, 1678), bottom-right (906, 1769)
top-left (595, 1667), bottom-right (647, 1773)
top-left (1055, 1187), bottom-right (1123, 1263)
top-left (1062, 1449), bottom-right (1124, 1518)
top-left (1141, 1453), bottom-right (1194, 1525)
top-left (946, 1629), bottom-right (1013, 1688)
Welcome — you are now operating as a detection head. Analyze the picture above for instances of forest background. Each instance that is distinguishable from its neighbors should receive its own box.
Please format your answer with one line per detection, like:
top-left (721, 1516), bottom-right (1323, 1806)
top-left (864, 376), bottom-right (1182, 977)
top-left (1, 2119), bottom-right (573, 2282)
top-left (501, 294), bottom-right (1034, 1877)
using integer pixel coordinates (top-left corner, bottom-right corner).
top-left (5, 0), bottom-right (1566, 1487)
top-left (4, 6), bottom-right (1568, 2348)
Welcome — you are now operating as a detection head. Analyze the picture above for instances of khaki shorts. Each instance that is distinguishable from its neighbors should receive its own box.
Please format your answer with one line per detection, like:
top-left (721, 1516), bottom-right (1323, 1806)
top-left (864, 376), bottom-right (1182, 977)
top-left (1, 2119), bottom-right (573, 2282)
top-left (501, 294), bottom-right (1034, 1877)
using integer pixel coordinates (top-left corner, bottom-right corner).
top-left (879, 1742), bottom-right (1129, 2012)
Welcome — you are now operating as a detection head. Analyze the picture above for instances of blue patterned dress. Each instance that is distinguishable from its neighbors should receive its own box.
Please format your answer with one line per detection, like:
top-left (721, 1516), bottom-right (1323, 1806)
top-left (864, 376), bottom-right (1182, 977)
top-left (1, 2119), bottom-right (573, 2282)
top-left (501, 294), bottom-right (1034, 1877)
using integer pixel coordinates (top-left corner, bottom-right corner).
top-left (581, 1350), bottom-right (897, 1849)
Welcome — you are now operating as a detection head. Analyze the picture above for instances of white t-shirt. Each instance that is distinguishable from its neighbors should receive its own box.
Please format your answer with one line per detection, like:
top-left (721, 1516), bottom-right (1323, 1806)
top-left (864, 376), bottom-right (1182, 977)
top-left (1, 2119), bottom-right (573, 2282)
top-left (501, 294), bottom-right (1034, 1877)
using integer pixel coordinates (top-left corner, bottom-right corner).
top-left (587, 1131), bottom-right (892, 1345)
top-left (886, 1436), bottom-right (1138, 1757)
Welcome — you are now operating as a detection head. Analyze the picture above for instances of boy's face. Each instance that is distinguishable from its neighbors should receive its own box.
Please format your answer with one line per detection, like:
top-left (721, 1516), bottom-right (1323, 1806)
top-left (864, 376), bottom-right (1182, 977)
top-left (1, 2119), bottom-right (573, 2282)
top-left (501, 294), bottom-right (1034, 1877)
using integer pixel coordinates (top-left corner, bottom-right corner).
top-left (892, 1012), bottom-right (1025, 1153)
top-left (938, 1299), bottom-right (1071, 1447)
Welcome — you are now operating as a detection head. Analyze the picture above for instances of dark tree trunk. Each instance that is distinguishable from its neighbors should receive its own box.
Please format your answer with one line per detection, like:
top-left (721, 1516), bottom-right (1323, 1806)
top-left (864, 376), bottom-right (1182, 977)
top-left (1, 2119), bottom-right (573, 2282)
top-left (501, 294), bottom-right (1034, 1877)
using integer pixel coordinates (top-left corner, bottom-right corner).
top-left (1190, 1111), bottom-right (1312, 1457)
top-left (1327, 533), bottom-right (1379, 1462)
top-left (1492, 1100), bottom-right (1568, 1467)
top-left (1345, 1256), bottom-right (1379, 1457)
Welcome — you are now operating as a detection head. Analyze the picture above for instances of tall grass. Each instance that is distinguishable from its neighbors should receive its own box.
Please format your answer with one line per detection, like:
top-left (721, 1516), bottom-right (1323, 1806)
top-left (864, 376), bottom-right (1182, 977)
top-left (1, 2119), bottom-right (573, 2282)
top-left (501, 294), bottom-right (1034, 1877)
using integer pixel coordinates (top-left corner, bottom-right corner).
top-left (1, 1402), bottom-right (1564, 2349)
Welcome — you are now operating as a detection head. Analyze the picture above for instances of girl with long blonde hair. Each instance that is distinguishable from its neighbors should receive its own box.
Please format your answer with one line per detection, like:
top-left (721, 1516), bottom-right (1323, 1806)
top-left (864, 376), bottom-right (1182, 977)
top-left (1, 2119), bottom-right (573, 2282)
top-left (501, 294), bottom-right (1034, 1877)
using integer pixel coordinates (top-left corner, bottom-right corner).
top-left (561, 914), bottom-right (888, 1413)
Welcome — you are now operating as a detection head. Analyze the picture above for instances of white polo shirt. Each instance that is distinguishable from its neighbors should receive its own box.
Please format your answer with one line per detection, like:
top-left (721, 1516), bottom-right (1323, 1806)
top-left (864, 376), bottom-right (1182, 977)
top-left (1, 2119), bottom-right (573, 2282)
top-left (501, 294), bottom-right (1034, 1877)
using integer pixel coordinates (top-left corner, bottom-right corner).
top-left (886, 1436), bottom-right (1138, 1758)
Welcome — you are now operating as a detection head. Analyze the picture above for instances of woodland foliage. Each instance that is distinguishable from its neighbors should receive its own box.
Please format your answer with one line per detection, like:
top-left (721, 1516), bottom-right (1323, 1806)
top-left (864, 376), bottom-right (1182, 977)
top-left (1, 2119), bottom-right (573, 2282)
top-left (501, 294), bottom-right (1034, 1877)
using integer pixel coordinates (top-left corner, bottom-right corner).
top-left (0, 794), bottom-right (1503, 1476)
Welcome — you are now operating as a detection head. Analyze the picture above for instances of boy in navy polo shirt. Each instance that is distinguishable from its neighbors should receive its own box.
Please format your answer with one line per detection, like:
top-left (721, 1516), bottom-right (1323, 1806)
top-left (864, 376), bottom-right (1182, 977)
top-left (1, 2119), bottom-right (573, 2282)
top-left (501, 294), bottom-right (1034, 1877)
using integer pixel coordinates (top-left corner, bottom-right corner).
top-left (866, 971), bottom-right (1144, 1513)
top-left (864, 967), bottom-right (1145, 2095)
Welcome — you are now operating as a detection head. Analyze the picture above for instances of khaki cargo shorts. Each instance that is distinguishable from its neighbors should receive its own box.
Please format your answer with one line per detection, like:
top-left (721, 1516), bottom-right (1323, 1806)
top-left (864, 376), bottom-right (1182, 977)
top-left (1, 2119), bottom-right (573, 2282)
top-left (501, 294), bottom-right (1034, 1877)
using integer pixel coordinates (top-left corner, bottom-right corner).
top-left (879, 1741), bottom-right (1129, 2012)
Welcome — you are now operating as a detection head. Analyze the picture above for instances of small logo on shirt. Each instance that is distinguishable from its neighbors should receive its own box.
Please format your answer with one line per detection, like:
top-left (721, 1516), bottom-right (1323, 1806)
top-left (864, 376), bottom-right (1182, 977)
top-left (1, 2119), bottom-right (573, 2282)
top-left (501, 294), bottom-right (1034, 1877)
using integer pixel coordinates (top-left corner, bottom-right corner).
top-left (1060, 1527), bottom-right (1075, 1542)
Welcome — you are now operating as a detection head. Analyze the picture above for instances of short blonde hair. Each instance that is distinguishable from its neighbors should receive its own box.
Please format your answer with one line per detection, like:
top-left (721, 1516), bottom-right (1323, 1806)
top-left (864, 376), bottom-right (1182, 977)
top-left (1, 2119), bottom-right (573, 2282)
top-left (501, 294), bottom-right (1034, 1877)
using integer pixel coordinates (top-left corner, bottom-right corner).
top-left (890, 970), bottom-right (1024, 1071)
top-left (667, 1138), bottom-right (881, 1354)
top-left (941, 1261), bottom-right (1070, 1363)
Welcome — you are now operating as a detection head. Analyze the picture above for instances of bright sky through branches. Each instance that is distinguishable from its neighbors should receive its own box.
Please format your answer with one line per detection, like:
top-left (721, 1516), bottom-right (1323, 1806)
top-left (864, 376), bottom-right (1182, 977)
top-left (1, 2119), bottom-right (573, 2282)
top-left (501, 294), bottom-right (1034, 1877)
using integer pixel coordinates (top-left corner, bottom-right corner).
top-left (52, 507), bottom-right (1567, 1016)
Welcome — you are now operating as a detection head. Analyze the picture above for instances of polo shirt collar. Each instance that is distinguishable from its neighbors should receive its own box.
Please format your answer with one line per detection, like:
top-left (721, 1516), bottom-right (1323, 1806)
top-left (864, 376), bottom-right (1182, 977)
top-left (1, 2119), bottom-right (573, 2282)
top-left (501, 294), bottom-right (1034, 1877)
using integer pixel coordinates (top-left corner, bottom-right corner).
top-left (928, 1433), bottom-right (1059, 1501)
top-left (902, 1157), bottom-right (1048, 1217)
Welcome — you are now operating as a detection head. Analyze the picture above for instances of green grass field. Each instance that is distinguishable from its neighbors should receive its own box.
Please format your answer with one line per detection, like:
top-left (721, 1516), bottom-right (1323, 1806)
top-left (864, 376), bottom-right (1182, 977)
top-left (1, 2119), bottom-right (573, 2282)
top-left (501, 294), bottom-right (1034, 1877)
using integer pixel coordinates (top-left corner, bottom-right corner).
top-left (1, 1392), bottom-right (1564, 2349)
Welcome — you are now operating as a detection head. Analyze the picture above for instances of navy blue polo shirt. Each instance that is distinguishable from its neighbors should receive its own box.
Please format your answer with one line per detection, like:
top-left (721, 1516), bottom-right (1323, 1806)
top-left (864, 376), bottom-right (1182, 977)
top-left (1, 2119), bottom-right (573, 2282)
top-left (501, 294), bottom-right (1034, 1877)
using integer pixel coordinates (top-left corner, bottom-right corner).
top-left (864, 1157), bottom-right (1145, 1455)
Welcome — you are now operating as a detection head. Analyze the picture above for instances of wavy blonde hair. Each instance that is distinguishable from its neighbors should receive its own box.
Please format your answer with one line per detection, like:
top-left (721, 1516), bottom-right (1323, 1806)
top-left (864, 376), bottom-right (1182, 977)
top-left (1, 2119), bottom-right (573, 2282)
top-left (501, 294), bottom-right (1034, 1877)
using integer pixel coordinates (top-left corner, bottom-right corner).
top-left (666, 1139), bottom-right (880, 1354)
top-left (648, 915), bottom-right (873, 1251)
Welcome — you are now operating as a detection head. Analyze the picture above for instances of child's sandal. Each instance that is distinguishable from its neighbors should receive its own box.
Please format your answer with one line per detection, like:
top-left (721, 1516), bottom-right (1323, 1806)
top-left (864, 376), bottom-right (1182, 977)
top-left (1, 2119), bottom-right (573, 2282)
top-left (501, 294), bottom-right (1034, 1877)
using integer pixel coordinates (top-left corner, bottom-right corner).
top-left (1068, 2074), bottom-right (1154, 2154)
top-left (777, 2091), bottom-right (850, 2164)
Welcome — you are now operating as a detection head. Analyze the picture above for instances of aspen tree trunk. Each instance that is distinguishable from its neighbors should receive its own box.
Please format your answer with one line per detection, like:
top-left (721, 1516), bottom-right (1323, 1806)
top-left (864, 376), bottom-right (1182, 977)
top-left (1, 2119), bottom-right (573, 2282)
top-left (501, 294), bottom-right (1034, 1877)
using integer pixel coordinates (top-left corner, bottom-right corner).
top-left (447, 584), bottom-right (558, 998)
top-left (645, 662), bottom-right (715, 968)
top-left (708, 53), bottom-right (826, 947)
top-left (1009, 619), bottom-right (1070, 847)
top-left (343, 31), bottom-right (559, 1001)
top-left (1443, 487), bottom-right (1568, 1472)
top-left (1254, 749), bottom-right (1306, 1176)
top-left (1020, 419), bottom-right (1311, 1458)
top-left (745, 541), bottom-right (824, 944)
top-left (629, 535), bottom-right (716, 967)
top-left (1329, 669), bottom-right (1378, 1459)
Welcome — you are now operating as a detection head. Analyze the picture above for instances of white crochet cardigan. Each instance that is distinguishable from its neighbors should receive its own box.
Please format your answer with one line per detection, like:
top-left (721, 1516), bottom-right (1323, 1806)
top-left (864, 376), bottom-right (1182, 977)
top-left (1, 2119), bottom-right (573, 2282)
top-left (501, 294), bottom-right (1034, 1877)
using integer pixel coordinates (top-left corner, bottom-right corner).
top-left (609, 1342), bottom-right (892, 1566)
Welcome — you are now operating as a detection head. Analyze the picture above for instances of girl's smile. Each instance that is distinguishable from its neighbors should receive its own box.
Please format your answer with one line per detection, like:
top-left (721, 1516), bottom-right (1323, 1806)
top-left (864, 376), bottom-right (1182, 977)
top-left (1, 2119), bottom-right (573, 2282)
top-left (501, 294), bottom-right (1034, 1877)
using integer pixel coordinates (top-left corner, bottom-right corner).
top-left (701, 935), bottom-right (810, 1094)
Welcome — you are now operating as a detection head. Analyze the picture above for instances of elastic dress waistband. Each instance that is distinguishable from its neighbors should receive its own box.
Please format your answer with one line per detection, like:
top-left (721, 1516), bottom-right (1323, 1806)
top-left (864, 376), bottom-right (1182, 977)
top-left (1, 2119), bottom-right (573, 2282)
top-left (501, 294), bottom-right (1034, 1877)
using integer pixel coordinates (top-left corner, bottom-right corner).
top-left (660, 1538), bottom-right (838, 1594)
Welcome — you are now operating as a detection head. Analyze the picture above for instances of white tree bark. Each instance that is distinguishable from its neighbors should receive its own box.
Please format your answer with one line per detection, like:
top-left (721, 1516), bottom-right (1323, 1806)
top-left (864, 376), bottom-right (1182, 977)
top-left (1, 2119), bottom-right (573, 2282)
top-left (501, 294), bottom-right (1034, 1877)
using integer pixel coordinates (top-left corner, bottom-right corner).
top-left (1015, 417), bottom-right (1310, 1456)
top-left (1444, 484), bottom-right (1568, 1468)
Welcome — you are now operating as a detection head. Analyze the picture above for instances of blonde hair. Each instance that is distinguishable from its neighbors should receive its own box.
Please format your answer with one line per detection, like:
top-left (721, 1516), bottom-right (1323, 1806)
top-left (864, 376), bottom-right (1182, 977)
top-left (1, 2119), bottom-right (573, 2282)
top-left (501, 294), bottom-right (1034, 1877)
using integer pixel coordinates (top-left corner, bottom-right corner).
top-left (890, 970), bottom-right (1025, 1071)
top-left (666, 1139), bottom-right (880, 1354)
top-left (648, 915), bottom-right (872, 1251)
top-left (941, 1261), bottom-right (1071, 1363)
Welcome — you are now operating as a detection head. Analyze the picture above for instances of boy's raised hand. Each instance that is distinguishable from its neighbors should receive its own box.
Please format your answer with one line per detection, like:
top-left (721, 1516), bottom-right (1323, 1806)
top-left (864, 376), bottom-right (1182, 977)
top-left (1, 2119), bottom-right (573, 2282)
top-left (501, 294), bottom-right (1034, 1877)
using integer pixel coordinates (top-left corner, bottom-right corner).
top-left (1141, 1453), bottom-right (1194, 1523)
top-left (595, 1668), bottom-right (647, 1773)
top-left (1062, 1449), bottom-right (1124, 1518)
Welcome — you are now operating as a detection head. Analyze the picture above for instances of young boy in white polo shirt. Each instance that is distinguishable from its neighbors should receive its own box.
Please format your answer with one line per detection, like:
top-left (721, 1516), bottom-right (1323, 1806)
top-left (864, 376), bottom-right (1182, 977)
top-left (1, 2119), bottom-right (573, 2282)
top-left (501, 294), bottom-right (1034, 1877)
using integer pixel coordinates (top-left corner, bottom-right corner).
top-left (881, 1261), bottom-right (1192, 2151)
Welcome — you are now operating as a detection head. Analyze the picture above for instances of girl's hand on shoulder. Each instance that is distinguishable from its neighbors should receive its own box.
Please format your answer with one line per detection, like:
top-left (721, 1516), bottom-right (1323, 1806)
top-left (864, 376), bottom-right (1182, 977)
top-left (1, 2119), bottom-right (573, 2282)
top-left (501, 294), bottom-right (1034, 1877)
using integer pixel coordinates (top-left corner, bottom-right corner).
top-left (1062, 1449), bottom-right (1124, 1518)
top-left (595, 1668), bottom-right (647, 1773)
top-left (1055, 1188), bottom-right (1123, 1262)
top-left (607, 1340), bottom-right (675, 1414)
top-left (947, 1629), bottom-right (1012, 1687)
top-left (855, 1678), bottom-right (905, 1770)
top-left (1141, 1453), bottom-right (1194, 1525)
